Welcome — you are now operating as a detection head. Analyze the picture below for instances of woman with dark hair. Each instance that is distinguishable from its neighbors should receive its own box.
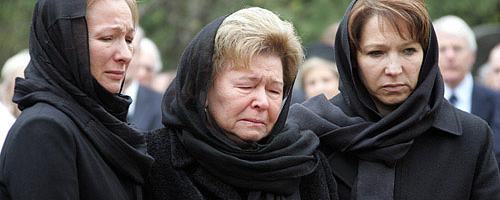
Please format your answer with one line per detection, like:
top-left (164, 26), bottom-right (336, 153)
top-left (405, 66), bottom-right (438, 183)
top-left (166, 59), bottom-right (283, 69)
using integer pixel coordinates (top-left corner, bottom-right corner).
top-left (0, 0), bottom-right (153, 199)
top-left (288, 0), bottom-right (500, 199)
top-left (145, 7), bottom-right (338, 200)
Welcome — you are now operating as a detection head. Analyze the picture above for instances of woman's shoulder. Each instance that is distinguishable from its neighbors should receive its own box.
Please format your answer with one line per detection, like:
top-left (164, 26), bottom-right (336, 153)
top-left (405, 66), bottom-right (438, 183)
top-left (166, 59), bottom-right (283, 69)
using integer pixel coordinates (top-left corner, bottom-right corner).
top-left (432, 103), bottom-right (493, 150)
top-left (449, 106), bottom-right (491, 138)
top-left (9, 102), bottom-right (78, 139)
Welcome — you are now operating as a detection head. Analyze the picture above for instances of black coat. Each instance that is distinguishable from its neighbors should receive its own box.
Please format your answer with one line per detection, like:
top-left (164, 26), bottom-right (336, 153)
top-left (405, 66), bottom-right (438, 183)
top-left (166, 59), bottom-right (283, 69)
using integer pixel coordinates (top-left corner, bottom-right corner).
top-left (145, 129), bottom-right (338, 200)
top-left (0, 103), bottom-right (143, 199)
top-left (329, 96), bottom-right (500, 200)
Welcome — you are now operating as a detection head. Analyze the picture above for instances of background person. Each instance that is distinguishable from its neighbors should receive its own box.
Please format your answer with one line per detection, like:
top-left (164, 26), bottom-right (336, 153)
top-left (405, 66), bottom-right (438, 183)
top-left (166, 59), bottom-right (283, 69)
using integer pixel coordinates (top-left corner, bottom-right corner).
top-left (0, 49), bottom-right (29, 118)
top-left (300, 57), bottom-right (339, 100)
top-left (136, 37), bottom-right (163, 88)
top-left (123, 27), bottom-right (163, 132)
top-left (479, 43), bottom-right (500, 91)
top-left (0, 0), bottom-right (153, 199)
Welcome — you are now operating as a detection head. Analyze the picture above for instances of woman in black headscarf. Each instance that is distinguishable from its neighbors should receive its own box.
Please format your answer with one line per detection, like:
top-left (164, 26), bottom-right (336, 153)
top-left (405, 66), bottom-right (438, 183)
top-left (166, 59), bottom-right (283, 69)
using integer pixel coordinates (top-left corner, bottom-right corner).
top-left (145, 7), bottom-right (337, 200)
top-left (0, 0), bottom-right (153, 199)
top-left (288, 0), bottom-right (500, 199)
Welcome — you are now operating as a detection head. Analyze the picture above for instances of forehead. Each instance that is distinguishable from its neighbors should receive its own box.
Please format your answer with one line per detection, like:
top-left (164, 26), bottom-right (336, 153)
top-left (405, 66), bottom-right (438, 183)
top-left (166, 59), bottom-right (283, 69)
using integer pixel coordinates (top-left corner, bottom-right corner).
top-left (86, 0), bottom-right (133, 29)
top-left (220, 55), bottom-right (283, 79)
top-left (436, 31), bottom-right (469, 46)
top-left (361, 16), bottom-right (413, 44)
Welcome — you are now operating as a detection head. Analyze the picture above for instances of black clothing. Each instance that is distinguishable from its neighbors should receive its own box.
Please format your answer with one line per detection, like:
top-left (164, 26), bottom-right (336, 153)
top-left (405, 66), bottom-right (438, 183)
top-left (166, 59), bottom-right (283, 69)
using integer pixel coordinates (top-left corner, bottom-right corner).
top-left (146, 15), bottom-right (338, 200)
top-left (0, 0), bottom-right (153, 199)
top-left (146, 129), bottom-right (338, 200)
top-left (288, 0), bottom-right (500, 199)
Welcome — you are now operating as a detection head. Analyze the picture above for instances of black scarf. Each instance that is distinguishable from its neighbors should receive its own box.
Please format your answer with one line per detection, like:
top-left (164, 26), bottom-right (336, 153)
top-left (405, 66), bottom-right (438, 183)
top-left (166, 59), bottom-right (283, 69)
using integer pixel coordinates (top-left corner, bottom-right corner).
top-left (161, 15), bottom-right (320, 199)
top-left (288, 0), bottom-right (444, 199)
top-left (13, 0), bottom-right (153, 186)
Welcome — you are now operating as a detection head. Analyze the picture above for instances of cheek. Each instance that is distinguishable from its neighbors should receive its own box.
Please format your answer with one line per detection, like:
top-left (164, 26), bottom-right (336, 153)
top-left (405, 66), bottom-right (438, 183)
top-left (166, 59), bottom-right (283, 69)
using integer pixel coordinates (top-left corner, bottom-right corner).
top-left (88, 41), bottom-right (102, 77)
top-left (268, 99), bottom-right (282, 122)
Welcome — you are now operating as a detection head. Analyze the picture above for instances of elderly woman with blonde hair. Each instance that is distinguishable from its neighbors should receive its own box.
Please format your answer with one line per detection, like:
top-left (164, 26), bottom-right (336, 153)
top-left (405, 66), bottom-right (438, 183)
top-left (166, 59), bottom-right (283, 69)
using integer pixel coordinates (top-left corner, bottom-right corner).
top-left (145, 7), bottom-right (338, 200)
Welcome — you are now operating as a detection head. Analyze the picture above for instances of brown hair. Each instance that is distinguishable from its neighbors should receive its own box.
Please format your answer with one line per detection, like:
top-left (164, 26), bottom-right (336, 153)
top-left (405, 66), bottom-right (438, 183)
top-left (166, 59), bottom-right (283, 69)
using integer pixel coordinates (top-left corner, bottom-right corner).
top-left (348, 0), bottom-right (430, 52)
top-left (213, 7), bottom-right (304, 94)
top-left (87, 0), bottom-right (139, 26)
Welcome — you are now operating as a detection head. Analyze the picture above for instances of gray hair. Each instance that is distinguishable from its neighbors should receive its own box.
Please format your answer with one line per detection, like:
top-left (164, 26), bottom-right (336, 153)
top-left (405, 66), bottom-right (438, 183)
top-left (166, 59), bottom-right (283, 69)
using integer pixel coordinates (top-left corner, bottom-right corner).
top-left (140, 38), bottom-right (163, 72)
top-left (433, 15), bottom-right (477, 52)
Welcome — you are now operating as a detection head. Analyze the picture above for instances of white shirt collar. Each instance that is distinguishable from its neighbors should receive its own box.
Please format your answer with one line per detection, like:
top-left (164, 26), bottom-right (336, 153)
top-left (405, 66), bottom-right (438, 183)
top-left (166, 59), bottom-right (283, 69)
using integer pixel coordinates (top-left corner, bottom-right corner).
top-left (444, 73), bottom-right (473, 113)
top-left (123, 80), bottom-right (139, 117)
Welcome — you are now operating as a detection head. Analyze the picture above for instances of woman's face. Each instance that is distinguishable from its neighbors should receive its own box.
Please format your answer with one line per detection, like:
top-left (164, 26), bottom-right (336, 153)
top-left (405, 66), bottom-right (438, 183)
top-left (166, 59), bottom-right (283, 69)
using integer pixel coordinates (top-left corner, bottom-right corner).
top-left (207, 54), bottom-right (284, 142)
top-left (356, 16), bottom-right (423, 106)
top-left (87, 0), bottom-right (135, 93)
top-left (303, 65), bottom-right (339, 99)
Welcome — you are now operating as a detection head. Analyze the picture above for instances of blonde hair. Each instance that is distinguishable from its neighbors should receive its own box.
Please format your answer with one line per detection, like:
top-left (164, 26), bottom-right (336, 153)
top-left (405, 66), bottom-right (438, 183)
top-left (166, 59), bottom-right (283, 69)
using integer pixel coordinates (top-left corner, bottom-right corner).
top-left (87, 0), bottom-right (139, 26)
top-left (299, 57), bottom-right (338, 88)
top-left (213, 7), bottom-right (304, 93)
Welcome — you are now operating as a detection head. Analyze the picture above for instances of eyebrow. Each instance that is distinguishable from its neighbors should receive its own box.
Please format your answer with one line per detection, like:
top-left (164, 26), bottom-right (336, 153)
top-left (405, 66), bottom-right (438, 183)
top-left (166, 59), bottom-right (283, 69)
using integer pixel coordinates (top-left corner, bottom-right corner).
top-left (97, 25), bottom-right (134, 33)
top-left (362, 41), bottom-right (419, 49)
top-left (239, 76), bottom-right (284, 86)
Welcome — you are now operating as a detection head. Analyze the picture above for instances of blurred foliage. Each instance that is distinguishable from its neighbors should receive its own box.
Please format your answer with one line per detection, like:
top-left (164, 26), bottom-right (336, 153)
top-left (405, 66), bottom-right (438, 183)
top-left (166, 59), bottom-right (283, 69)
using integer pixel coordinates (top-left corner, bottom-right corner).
top-left (1, 0), bottom-right (499, 73)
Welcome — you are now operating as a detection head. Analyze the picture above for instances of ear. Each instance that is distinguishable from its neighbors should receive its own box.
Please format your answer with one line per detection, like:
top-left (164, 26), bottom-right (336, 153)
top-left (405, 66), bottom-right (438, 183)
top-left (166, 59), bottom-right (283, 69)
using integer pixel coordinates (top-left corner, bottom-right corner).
top-left (467, 51), bottom-right (476, 71)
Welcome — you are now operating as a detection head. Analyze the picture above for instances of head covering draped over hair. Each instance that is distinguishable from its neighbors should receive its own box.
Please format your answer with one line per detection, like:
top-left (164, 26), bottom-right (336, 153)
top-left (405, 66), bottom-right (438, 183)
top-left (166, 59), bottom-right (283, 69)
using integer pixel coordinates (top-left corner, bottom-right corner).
top-left (288, 0), bottom-right (444, 199)
top-left (13, 0), bottom-right (153, 184)
top-left (161, 15), bottom-right (321, 199)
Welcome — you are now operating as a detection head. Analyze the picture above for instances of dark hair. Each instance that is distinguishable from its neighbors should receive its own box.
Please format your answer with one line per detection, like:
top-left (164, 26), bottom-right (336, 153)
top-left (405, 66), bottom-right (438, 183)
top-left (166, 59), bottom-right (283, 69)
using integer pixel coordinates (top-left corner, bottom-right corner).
top-left (348, 0), bottom-right (430, 52)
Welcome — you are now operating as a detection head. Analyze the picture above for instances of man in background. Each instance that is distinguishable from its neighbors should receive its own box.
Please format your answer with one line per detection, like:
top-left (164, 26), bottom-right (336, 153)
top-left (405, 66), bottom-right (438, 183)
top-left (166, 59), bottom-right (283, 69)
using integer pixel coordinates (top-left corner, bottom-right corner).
top-left (434, 15), bottom-right (500, 165)
top-left (123, 27), bottom-right (163, 132)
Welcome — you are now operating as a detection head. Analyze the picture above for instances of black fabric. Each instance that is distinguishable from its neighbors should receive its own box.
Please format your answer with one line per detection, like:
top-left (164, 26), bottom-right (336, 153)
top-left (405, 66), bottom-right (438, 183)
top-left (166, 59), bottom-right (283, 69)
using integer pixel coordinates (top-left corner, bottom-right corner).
top-left (288, 0), bottom-right (445, 199)
top-left (1, 0), bottom-right (153, 198)
top-left (145, 128), bottom-right (339, 200)
top-left (327, 99), bottom-right (500, 200)
top-left (157, 15), bottom-right (321, 199)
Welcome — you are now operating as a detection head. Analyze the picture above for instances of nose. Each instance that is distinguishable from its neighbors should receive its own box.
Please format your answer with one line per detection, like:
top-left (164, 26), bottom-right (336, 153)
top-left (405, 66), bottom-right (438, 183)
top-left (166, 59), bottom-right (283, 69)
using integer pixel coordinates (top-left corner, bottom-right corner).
top-left (385, 54), bottom-right (403, 76)
top-left (441, 47), bottom-right (456, 60)
top-left (251, 87), bottom-right (270, 110)
top-left (114, 40), bottom-right (133, 64)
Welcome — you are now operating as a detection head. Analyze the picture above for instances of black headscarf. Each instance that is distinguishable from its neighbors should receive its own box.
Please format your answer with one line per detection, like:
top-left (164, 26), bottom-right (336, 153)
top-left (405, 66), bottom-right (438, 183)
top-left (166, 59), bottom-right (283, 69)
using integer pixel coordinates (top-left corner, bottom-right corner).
top-left (13, 0), bottom-right (153, 185)
top-left (161, 15), bottom-right (321, 199)
top-left (288, 0), bottom-right (444, 199)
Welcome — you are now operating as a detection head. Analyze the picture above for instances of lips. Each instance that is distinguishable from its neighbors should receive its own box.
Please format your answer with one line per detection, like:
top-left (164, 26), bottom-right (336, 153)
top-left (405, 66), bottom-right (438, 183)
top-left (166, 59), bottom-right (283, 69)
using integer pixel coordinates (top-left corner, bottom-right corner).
top-left (382, 83), bottom-right (406, 93)
top-left (104, 70), bottom-right (125, 80)
top-left (240, 118), bottom-right (266, 126)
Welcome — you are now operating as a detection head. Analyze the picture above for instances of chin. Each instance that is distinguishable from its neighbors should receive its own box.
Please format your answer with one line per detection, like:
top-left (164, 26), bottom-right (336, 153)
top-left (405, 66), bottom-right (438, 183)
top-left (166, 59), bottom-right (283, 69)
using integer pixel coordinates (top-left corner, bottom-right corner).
top-left (103, 85), bottom-right (120, 94)
top-left (235, 131), bottom-right (268, 142)
top-left (380, 96), bottom-right (407, 106)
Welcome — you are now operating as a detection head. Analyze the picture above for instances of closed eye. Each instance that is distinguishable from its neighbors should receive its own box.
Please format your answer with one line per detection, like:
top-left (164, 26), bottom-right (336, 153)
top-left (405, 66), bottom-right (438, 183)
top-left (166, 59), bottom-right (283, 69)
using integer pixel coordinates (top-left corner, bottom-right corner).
top-left (100, 36), bottom-right (113, 41)
top-left (367, 51), bottom-right (384, 58)
top-left (403, 48), bottom-right (417, 55)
